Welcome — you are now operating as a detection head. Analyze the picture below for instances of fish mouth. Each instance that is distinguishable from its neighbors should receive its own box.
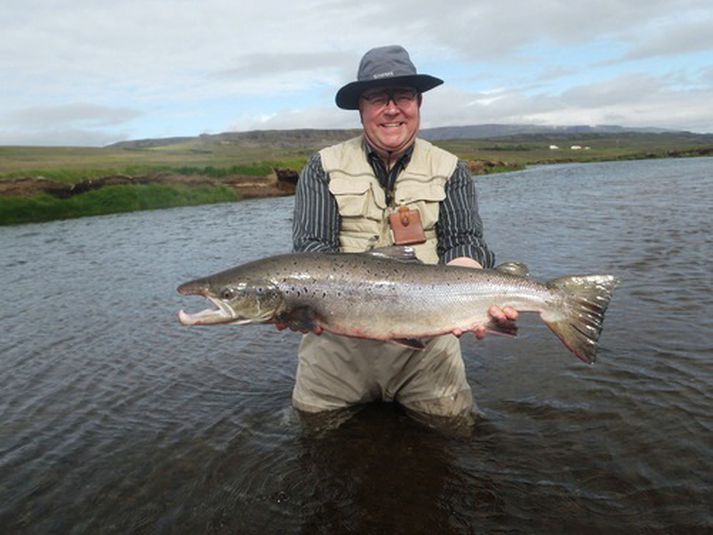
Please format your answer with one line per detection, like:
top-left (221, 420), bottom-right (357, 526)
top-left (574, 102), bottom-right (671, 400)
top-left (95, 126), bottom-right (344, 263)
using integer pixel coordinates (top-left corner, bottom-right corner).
top-left (177, 296), bottom-right (252, 326)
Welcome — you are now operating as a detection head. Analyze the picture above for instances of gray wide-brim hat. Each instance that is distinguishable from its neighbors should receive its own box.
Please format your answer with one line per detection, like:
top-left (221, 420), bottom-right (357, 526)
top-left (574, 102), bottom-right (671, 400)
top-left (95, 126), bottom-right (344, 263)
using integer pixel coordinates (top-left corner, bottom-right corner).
top-left (335, 45), bottom-right (443, 110)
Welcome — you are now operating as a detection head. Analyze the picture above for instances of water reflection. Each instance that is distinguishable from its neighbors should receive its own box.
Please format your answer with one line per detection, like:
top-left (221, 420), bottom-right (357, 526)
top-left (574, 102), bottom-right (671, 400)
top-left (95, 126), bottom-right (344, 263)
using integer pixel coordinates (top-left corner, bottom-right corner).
top-left (294, 404), bottom-right (460, 534)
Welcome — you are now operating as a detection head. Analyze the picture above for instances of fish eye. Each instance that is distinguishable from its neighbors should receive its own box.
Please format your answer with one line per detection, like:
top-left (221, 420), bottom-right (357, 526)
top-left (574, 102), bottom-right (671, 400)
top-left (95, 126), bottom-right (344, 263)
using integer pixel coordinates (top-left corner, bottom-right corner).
top-left (220, 288), bottom-right (236, 300)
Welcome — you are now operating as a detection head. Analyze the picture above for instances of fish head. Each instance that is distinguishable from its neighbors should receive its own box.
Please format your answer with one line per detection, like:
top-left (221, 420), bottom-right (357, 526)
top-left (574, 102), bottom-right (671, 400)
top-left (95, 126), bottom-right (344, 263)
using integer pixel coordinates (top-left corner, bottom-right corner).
top-left (177, 275), bottom-right (284, 326)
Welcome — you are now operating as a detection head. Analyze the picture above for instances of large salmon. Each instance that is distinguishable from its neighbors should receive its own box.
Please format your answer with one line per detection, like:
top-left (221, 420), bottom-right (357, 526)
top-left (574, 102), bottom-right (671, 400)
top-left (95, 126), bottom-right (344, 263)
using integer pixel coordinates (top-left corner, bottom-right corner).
top-left (177, 247), bottom-right (618, 363)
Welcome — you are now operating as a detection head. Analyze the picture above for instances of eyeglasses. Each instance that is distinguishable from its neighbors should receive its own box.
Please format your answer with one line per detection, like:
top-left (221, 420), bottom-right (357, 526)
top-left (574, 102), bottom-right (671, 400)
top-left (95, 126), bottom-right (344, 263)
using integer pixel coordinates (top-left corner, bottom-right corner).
top-left (360, 88), bottom-right (419, 108)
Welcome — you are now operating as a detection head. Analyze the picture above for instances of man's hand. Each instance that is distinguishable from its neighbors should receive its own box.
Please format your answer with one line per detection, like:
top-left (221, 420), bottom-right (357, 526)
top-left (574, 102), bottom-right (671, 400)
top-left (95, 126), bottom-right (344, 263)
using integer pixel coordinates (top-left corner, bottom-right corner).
top-left (446, 256), bottom-right (483, 269)
top-left (274, 321), bottom-right (324, 335)
top-left (447, 256), bottom-right (519, 339)
top-left (472, 305), bottom-right (519, 339)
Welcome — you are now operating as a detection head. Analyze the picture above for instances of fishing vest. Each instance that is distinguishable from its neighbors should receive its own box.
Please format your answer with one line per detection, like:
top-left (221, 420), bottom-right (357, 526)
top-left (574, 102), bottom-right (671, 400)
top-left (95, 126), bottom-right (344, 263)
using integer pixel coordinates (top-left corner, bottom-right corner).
top-left (319, 136), bottom-right (458, 264)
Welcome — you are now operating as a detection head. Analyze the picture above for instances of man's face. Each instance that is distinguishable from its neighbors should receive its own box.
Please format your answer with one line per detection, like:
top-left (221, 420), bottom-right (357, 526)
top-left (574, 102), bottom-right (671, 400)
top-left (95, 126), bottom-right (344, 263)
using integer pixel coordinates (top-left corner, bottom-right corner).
top-left (359, 86), bottom-right (421, 155)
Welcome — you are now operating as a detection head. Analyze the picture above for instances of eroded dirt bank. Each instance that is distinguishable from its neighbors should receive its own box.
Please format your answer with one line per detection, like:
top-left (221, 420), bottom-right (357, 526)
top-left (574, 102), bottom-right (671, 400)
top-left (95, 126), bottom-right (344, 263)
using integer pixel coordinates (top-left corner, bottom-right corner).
top-left (0, 168), bottom-right (300, 200)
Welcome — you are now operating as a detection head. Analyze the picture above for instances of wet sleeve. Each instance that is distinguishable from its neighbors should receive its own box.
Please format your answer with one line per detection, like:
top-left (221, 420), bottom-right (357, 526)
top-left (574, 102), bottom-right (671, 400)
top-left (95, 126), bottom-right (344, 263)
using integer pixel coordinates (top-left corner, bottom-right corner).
top-left (437, 160), bottom-right (495, 267)
top-left (292, 153), bottom-right (340, 253)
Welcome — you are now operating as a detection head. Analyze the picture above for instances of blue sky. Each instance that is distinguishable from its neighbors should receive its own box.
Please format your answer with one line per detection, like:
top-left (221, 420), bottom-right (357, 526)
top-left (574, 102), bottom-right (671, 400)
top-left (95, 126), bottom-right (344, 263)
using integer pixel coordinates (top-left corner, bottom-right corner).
top-left (2, 0), bottom-right (712, 146)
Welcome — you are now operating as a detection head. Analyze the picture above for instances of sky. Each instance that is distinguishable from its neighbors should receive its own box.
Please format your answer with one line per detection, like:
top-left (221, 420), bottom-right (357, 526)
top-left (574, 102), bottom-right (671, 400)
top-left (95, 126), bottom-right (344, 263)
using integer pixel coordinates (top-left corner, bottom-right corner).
top-left (2, 0), bottom-right (713, 146)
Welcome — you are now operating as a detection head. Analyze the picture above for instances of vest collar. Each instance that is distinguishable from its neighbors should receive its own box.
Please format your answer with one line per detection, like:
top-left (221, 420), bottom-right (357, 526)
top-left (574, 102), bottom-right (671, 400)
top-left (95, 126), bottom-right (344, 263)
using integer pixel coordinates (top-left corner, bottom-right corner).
top-left (363, 137), bottom-right (415, 171)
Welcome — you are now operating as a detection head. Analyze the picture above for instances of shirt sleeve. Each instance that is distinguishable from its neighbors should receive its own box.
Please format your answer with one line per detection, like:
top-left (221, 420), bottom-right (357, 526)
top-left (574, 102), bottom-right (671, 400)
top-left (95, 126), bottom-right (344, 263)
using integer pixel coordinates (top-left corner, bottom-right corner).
top-left (292, 153), bottom-right (340, 253)
top-left (437, 160), bottom-right (495, 267)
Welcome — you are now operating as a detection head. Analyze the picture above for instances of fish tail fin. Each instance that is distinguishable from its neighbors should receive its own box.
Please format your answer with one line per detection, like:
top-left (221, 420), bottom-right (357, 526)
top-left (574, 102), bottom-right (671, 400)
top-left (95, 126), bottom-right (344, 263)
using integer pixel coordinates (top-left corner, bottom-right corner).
top-left (542, 274), bottom-right (619, 364)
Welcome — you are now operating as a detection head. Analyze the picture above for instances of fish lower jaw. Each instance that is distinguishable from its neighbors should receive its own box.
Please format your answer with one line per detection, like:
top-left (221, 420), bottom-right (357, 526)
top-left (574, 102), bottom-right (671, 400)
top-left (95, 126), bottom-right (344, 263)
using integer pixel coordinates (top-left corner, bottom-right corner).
top-left (177, 296), bottom-right (238, 325)
top-left (177, 308), bottom-right (232, 325)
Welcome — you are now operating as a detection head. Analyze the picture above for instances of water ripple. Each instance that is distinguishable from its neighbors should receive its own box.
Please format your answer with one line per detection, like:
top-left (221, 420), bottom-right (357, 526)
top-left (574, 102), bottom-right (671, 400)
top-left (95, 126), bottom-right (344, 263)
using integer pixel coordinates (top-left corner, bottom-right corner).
top-left (1, 162), bottom-right (712, 532)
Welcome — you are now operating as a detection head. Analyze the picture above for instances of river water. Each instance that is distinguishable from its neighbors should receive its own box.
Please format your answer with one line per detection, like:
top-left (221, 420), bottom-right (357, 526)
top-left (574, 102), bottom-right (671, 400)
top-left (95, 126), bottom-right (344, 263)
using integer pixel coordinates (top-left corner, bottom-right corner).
top-left (1, 157), bottom-right (711, 533)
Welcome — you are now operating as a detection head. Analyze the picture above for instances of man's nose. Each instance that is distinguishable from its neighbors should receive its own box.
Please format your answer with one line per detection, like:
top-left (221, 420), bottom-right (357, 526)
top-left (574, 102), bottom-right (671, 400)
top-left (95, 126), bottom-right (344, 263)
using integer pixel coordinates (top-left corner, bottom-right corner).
top-left (383, 97), bottom-right (400, 112)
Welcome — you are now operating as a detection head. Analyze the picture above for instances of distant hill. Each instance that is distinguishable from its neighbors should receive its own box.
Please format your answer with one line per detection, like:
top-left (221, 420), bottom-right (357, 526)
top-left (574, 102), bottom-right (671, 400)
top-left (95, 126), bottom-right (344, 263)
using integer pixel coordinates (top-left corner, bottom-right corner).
top-left (108, 124), bottom-right (702, 149)
top-left (418, 124), bottom-right (684, 141)
top-left (109, 129), bottom-right (361, 150)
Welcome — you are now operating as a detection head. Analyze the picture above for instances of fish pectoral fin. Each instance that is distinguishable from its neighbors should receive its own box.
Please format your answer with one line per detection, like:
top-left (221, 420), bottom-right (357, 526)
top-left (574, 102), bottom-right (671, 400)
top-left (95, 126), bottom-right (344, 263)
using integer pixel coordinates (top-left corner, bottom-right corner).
top-left (390, 338), bottom-right (427, 350)
top-left (276, 306), bottom-right (320, 332)
top-left (483, 319), bottom-right (519, 337)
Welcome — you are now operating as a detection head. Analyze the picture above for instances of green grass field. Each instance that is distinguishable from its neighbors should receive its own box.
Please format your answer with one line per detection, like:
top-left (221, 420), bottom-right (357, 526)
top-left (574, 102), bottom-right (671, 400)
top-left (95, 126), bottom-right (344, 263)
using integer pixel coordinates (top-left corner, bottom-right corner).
top-left (436, 131), bottom-right (713, 165)
top-left (0, 146), bottom-right (307, 185)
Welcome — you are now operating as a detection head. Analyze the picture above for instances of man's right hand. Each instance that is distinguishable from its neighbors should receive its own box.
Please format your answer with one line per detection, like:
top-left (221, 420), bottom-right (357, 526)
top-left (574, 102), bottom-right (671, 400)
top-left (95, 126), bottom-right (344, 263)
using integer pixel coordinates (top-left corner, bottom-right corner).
top-left (274, 321), bottom-right (324, 335)
top-left (451, 305), bottom-right (519, 340)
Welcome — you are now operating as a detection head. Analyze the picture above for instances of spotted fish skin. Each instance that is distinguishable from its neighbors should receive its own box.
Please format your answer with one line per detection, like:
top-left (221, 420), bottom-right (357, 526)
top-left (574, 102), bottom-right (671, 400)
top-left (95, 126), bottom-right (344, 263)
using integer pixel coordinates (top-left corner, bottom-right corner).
top-left (177, 249), bottom-right (619, 364)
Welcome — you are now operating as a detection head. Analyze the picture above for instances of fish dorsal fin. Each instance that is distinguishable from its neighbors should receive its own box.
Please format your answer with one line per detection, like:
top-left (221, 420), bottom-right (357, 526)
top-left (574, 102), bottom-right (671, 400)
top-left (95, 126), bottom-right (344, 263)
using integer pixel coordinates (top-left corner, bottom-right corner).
top-left (495, 262), bottom-right (530, 277)
top-left (362, 246), bottom-right (422, 263)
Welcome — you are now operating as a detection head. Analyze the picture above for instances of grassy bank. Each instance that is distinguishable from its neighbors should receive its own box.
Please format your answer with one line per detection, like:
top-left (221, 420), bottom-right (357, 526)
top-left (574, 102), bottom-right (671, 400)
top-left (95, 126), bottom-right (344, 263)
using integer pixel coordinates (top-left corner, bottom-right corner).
top-left (2, 129), bottom-right (711, 226)
top-left (0, 184), bottom-right (239, 226)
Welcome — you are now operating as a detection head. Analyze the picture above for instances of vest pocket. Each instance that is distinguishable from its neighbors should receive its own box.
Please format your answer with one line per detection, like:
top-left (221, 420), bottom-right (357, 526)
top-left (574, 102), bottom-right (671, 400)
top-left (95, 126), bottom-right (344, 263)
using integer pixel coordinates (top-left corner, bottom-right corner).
top-left (329, 178), bottom-right (383, 220)
top-left (394, 182), bottom-right (446, 229)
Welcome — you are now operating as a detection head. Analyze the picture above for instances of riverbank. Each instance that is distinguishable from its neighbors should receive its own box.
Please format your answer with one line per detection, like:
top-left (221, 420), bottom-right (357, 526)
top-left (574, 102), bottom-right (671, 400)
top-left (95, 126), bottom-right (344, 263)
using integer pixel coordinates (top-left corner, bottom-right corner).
top-left (0, 161), bottom-right (515, 225)
top-left (2, 128), bottom-right (712, 225)
top-left (0, 169), bottom-right (299, 225)
top-left (0, 152), bottom-right (704, 226)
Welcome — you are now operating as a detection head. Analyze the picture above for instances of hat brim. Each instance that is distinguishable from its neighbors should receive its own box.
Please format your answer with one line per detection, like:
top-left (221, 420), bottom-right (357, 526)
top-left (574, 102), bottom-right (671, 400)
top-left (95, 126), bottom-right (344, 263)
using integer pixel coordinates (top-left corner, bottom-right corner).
top-left (335, 74), bottom-right (443, 110)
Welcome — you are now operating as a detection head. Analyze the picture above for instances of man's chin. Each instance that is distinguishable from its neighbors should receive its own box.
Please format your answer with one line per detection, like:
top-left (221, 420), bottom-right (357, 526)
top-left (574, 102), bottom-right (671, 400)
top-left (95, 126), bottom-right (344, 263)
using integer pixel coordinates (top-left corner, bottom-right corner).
top-left (376, 132), bottom-right (409, 149)
top-left (364, 128), bottom-right (417, 156)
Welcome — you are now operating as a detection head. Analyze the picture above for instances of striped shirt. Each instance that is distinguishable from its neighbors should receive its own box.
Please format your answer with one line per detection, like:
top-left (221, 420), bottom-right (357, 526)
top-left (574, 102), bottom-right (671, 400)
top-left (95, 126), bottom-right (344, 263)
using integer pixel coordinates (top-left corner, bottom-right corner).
top-left (292, 140), bottom-right (495, 267)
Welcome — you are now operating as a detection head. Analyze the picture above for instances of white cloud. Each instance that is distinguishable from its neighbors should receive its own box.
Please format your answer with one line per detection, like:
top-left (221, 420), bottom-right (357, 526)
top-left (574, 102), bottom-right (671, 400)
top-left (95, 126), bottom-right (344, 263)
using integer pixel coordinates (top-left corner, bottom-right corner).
top-left (420, 73), bottom-right (713, 132)
top-left (619, 11), bottom-right (713, 61)
top-left (0, 128), bottom-right (130, 147)
top-left (1, 0), bottom-right (713, 144)
top-left (3, 104), bottom-right (141, 129)
top-left (229, 105), bottom-right (361, 132)
top-left (0, 103), bottom-right (141, 147)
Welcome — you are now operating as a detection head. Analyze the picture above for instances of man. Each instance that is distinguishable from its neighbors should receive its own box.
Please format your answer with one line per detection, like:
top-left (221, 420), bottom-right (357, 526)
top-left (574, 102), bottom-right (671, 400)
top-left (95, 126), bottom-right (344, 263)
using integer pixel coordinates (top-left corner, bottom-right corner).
top-left (290, 45), bottom-right (517, 424)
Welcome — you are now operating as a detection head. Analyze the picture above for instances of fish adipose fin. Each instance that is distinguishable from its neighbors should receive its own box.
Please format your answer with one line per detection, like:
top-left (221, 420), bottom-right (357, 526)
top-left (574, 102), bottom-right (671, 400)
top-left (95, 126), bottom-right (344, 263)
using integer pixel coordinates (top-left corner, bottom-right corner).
top-left (543, 275), bottom-right (619, 364)
top-left (494, 262), bottom-right (530, 278)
